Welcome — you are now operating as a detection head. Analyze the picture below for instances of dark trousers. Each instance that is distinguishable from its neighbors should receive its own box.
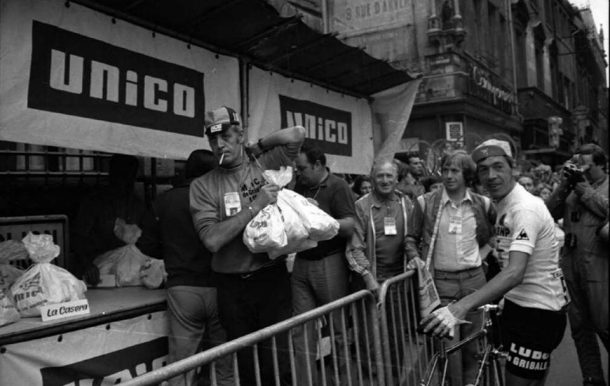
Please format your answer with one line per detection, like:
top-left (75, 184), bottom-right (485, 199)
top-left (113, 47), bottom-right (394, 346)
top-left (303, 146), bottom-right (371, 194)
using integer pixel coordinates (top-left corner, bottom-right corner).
top-left (291, 253), bottom-right (350, 385)
top-left (166, 286), bottom-right (233, 386)
top-left (562, 252), bottom-right (609, 383)
top-left (216, 264), bottom-right (292, 386)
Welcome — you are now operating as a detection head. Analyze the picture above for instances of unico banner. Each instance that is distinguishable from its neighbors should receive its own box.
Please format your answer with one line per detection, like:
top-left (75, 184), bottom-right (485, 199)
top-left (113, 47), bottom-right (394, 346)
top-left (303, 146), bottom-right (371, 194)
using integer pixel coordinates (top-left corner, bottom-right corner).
top-left (0, 0), bottom-right (240, 159)
top-left (0, 311), bottom-right (168, 386)
top-left (247, 66), bottom-right (374, 175)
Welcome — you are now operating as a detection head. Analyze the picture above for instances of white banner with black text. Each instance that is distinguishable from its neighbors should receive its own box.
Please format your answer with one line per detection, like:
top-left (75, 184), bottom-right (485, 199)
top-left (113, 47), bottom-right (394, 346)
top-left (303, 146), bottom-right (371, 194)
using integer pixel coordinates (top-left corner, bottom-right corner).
top-left (247, 66), bottom-right (374, 175)
top-left (0, 0), bottom-right (240, 159)
top-left (0, 311), bottom-right (168, 386)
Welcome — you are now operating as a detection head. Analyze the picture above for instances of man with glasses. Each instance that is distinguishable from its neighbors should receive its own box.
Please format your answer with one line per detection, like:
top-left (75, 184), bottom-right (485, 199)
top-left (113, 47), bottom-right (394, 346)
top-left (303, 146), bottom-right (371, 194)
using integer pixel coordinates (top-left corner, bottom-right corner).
top-left (292, 144), bottom-right (356, 384)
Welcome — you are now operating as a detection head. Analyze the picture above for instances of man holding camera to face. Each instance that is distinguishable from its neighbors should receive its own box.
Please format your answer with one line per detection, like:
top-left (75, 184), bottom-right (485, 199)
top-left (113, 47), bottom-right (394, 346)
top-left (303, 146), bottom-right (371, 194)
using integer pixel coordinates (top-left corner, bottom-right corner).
top-left (547, 143), bottom-right (609, 386)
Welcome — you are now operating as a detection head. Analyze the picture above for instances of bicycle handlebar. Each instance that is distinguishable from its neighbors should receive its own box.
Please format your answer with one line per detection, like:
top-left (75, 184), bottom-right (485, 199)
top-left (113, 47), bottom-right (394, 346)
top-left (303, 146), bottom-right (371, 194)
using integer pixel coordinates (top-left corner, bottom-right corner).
top-left (478, 304), bottom-right (499, 312)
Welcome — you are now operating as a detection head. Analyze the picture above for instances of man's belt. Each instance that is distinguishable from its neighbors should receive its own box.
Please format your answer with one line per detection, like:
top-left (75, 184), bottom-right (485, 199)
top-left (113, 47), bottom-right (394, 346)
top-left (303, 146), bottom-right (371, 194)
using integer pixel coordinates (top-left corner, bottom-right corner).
top-left (297, 249), bottom-right (343, 261)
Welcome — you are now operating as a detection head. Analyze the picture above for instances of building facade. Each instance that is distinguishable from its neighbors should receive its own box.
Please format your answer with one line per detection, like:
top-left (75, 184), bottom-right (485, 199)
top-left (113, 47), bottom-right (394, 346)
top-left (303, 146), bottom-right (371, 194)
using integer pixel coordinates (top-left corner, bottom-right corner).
top-left (284, 0), bottom-right (608, 165)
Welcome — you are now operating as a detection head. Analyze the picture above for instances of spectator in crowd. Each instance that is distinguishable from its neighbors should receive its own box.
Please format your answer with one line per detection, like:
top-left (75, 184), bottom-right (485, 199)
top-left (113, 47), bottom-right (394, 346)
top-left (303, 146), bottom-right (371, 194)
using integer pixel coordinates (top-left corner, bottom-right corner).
top-left (292, 144), bottom-right (356, 384)
top-left (533, 163), bottom-right (552, 186)
top-left (517, 173), bottom-right (536, 193)
top-left (71, 154), bottom-right (158, 285)
top-left (420, 175), bottom-right (443, 193)
top-left (346, 157), bottom-right (413, 374)
top-left (190, 106), bottom-right (305, 386)
top-left (546, 143), bottom-right (608, 386)
top-left (154, 150), bottom-right (232, 386)
top-left (406, 150), bottom-right (495, 386)
top-left (347, 157), bottom-right (412, 288)
top-left (422, 139), bottom-right (569, 386)
top-left (352, 175), bottom-right (373, 200)
top-left (397, 154), bottom-right (426, 199)
top-left (535, 183), bottom-right (553, 202)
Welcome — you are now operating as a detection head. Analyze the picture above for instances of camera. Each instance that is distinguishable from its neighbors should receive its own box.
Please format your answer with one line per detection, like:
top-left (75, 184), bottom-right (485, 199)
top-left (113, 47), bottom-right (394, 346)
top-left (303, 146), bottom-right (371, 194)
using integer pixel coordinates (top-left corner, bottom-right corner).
top-left (563, 161), bottom-right (585, 185)
top-left (563, 162), bottom-right (583, 174)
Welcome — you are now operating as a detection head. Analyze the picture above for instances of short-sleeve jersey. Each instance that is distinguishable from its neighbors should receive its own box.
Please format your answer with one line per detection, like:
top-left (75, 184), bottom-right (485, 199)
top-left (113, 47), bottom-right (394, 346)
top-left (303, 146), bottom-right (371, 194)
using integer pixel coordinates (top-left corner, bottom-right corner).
top-left (493, 183), bottom-right (569, 311)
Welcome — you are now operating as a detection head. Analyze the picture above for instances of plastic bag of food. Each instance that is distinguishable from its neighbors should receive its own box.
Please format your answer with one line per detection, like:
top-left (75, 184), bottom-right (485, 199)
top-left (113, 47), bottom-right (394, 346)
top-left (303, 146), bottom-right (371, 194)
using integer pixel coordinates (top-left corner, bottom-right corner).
top-left (11, 233), bottom-right (86, 317)
top-left (94, 245), bottom-right (166, 288)
top-left (0, 240), bottom-right (26, 291)
top-left (0, 289), bottom-right (20, 327)
top-left (243, 204), bottom-right (288, 254)
top-left (140, 258), bottom-right (167, 289)
top-left (267, 194), bottom-right (317, 259)
top-left (113, 218), bottom-right (142, 244)
top-left (280, 189), bottom-right (339, 241)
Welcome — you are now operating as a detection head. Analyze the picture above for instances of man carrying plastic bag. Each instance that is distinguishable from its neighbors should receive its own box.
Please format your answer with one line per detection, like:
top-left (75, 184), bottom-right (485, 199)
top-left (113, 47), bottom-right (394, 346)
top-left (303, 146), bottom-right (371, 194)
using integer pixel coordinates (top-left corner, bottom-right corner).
top-left (11, 233), bottom-right (87, 317)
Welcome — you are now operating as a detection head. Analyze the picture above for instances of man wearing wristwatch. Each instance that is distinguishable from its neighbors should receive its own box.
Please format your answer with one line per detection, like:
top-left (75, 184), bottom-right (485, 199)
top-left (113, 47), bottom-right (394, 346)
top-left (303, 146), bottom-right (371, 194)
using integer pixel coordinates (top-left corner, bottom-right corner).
top-left (190, 106), bottom-right (305, 386)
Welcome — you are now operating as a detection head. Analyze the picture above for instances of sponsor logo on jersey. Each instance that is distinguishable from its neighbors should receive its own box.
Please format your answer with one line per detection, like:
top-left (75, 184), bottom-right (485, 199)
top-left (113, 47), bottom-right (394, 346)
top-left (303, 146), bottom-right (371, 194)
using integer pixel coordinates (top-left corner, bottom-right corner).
top-left (516, 229), bottom-right (529, 241)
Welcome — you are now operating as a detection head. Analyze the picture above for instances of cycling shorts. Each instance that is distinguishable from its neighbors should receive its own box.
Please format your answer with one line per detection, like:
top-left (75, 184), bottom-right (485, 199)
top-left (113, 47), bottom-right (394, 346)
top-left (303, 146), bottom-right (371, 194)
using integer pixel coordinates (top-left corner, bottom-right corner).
top-left (500, 299), bottom-right (567, 379)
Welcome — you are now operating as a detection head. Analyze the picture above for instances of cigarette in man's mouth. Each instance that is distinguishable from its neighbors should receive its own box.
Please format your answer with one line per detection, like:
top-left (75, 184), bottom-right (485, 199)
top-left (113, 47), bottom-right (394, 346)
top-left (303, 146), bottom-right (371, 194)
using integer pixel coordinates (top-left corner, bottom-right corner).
top-left (219, 153), bottom-right (225, 165)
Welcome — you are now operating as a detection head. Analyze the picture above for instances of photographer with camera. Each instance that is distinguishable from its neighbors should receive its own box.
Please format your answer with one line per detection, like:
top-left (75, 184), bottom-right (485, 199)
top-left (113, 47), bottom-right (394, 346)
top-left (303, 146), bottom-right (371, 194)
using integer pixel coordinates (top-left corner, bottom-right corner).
top-left (547, 143), bottom-right (608, 386)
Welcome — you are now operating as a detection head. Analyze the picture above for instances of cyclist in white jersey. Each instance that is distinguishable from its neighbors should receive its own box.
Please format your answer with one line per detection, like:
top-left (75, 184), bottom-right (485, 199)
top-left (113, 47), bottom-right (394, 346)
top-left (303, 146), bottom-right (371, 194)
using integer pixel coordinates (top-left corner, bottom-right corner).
top-left (422, 139), bottom-right (568, 386)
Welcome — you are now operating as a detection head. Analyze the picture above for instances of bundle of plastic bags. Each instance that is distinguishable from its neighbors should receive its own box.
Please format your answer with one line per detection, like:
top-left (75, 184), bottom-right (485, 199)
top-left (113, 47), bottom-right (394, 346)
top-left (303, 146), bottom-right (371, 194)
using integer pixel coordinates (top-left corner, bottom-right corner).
top-left (11, 233), bottom-right (87, 317)
top-left (93, 219), bottom-right (166, 288)
top-left (0, 289), bottom-right (19, 327)
top-left (0, 240), bottom-right (25, 326)
top-left (243, 166), bottom-right (339, 258)
top-left (0, 240), bottom-right (26, 291)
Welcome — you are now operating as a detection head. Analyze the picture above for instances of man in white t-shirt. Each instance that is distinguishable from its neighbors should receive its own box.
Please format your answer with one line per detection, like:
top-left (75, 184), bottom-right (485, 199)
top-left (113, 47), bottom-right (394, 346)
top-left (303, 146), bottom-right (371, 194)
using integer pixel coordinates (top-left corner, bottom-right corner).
top-left (421, 139), bottom-right (568, 386)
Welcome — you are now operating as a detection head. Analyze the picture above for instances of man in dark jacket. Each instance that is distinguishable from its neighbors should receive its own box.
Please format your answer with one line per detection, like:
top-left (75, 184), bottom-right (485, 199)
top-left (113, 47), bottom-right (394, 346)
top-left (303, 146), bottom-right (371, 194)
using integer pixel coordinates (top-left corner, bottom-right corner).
top-left (154, 150), bottom-right (232, 386)
top-left (547, 144), bottom-right (608, 386)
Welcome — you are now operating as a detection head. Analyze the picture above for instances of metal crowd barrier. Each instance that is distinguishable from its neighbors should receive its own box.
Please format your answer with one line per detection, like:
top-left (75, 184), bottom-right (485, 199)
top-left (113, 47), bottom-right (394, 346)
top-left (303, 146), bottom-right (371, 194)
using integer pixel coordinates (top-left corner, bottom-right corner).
top-left (378, 270), bottom-right (436, 386)
top-left (123, 290), bottom-right (386, 386)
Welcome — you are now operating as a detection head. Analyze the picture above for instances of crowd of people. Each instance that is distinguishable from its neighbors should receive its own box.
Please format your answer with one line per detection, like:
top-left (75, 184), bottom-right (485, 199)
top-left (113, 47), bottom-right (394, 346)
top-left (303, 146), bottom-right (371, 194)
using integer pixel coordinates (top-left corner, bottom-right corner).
top-left (70, 104), bottom-right (608, 386)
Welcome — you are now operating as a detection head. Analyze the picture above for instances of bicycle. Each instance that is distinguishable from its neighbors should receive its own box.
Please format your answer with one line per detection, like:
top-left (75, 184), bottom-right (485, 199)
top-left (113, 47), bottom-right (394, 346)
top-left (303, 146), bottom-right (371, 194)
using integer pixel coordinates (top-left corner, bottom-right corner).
top-left (420, 304), bottom-right (508, 386)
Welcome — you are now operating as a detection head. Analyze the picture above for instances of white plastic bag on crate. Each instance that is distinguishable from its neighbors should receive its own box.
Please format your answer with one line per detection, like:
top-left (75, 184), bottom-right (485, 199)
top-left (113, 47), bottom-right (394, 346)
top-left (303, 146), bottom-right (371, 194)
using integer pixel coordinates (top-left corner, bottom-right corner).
top-left (0, 240), bottom-right (26, 291)
top-left (93, 219), bottom-right (166, 288)
top-left (0, 289), bottom-right (19, 327)
top-left (94, 245), bottom-right (166, 288)
top-left (11, 233), bottom-right (87, 317)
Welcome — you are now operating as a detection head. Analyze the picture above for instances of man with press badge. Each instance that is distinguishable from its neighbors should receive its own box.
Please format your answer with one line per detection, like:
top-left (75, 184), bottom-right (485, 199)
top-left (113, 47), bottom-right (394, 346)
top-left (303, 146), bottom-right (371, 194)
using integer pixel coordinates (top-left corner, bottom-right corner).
top-left (189, 106), bottom-right (305, 386)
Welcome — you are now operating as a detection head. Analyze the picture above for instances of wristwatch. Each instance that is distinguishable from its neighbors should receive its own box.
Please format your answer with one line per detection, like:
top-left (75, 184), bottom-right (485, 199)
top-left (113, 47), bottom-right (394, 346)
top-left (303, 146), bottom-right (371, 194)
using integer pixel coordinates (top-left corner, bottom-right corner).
top-left (257, 138), bottom-right (266, 153)
top-left (247, 205), bottom-right (257, 219)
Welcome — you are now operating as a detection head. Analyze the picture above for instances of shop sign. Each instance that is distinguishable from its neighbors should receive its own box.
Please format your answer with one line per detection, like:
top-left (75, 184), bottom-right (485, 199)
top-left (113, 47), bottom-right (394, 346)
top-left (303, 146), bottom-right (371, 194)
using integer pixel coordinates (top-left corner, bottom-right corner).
top-left (445, 122), bottom-right (464, 144)
top-left (468, 64), bottom-right (514, 114)
top-left (41, 299), bottom-right (90, 322)
top-left (27, 21), bottom-right (205, 137)
top-left (280, 95), bottom-right (352, 156)
top-left (332, 0), bottom-right (411, 35)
